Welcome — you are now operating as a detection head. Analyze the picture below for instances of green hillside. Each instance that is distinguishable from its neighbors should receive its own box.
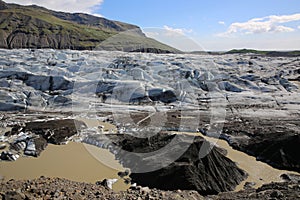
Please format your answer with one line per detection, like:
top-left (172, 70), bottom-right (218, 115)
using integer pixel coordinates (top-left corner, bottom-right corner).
top-left (226, 49), bottom-right (300, 57)
top-left (0, 0), bottom-right (179, 52)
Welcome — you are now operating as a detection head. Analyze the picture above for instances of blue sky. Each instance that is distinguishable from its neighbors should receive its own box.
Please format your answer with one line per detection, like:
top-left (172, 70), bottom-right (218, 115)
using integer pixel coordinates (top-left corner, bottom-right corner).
top-left (98, 0), bottom-right (300, 51)
top-left (6, 0), bottom-right (300, 51)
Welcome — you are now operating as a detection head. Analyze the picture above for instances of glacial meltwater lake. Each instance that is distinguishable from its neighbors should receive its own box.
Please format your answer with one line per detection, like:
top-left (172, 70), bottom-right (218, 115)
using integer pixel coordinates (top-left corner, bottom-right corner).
top-left (0, 119), bottom-right (128, 191)
top-left (0, 141), bottom-right (129, 191)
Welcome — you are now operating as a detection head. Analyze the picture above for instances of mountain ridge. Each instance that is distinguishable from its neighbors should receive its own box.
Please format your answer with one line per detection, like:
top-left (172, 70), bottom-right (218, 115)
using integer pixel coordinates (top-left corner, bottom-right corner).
top-left (0, 0), bottom-right (179, 53)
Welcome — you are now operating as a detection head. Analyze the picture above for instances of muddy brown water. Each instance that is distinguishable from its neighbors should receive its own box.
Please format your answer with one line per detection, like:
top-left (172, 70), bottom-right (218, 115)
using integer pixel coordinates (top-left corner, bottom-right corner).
top-left (0, 142), bottom-right (128, 191)
top-left (0, 119), bottom-right (128, 191)
top-left (1, 118), bottom-right (299, 193)
top-left (190, 132), bottom-right (300, 191)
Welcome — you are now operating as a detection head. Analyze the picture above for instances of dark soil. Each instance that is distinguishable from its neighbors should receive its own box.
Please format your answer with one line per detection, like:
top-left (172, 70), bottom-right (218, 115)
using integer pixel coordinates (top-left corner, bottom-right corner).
top-left (6, 119), bottom-right (86, 145)
top-left (106, 133), bottom-right (247, 195)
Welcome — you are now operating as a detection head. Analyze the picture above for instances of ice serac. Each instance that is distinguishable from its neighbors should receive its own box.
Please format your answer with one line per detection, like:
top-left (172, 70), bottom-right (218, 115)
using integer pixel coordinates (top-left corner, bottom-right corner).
top-left (106, 133), bottom-right (247, 195)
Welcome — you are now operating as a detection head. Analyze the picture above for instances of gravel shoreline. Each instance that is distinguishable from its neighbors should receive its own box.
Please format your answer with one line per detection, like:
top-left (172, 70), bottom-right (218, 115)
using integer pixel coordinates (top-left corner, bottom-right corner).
top-left (0, 177), bottom-right (203, 200)
top-left (1, 176), bottom-right (300, 199)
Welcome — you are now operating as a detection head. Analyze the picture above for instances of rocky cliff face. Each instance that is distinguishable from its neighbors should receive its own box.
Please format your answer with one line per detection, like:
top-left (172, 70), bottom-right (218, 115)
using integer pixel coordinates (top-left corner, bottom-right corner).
top-left (0, 0), bottom-right (178, 52)
top-left (0, 0), bottom-right (7, 10)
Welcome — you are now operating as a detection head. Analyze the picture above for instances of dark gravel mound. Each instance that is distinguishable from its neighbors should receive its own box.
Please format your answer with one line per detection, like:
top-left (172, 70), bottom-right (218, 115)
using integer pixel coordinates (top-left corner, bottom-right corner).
top-left (107, 133), bottom-right (247, 195)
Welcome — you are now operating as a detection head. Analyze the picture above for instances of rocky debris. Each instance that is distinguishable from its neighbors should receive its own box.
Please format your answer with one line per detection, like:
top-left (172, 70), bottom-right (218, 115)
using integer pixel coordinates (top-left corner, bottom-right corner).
top-left (95, 179), bottom-right (118, 190)
top-left (0, 177), bottom-right (204, 200)
top-left (0, 144), bottom-right (6, 150)
top-left (209, 180), bottom-right (300, 200)
top-left (0, 151), bottom-right (19, 161)
top-left (221, 117), bottom-right (300, 173)
top-left (24, 137), bottom-right (47, 157)
top-left (0, 119), bottom-right (86, 160)
top-left (118, 169), bottom-right (130, 178)
top-left (148, 89), bottom-right (177, 103)
top-left (2, 190), bottom-right (26, 200)
top-left (11, 141), bottom-right (27, 152)
top-left (246, 134), bottom-right (300, 172)
top-left (10, 135), bottom-right (48, 157)
top-left (243, 182), bottom-right (256, 190)
top-left (280, 173), bottom-right (300, 182)
top-left (1, 176), bottom-right (300, 199)
top-left (0, 49), bottom-right (299, 199)
top-left (7, 119), bottom-right (86, 145)
top-left (102, 133), bottom-right (247, 195)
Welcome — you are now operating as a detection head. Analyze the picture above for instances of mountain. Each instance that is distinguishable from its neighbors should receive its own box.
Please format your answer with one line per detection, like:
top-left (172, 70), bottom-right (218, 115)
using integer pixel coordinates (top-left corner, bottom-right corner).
top-left (225, 49), bottom-right (300, 57)
top-left (0, 0), bottom-right (179, 52)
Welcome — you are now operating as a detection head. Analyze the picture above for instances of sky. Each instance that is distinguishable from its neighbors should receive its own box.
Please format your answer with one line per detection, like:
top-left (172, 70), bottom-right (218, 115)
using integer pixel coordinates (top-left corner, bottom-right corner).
top-left (5, 0), bottom-right (300, 51)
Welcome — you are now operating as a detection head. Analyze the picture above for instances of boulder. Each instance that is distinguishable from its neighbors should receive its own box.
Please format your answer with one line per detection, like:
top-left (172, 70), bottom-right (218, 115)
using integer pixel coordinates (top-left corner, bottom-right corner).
top-left (0, 151), bottom-right (20, 161)
top-left (148, 89), bottom-right (177, 103)
top-left (24, 137), bottom-right (47, 157)
top-left (95, 179), bottom-right (118, 190)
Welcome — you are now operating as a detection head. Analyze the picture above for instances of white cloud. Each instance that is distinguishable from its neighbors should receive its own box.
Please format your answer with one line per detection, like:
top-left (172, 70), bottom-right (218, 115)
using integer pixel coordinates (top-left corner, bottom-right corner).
top-left (298, 26), bottom-right (300, 29)
top-left (200, 34), bottom-right (300, 51)
top-left (218, 21), bottom-right (225, 25)
top-left (143, 27), bottom-right (201, 51)
top-left (144, 31), bottom-right (159, 38)
top-left (218, 13), bottom-right (300, 37)
top-left (163, 25), bottom-right (193, 36)
top-left (5, 0), bottom-right (104, 14)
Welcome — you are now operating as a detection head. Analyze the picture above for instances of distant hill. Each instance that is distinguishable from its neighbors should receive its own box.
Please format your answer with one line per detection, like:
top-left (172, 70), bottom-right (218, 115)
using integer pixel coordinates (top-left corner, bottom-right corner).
top-left (189, 49), bottom-right (300, 57)
top-left (225, 49), bottom-right (300, 57)
top-left (0, 0), bottom-right (180, 53)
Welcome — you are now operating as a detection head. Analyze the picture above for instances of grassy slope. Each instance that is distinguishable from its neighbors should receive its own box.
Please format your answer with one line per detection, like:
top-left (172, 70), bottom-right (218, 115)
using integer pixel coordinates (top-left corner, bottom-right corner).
top-left (0, 7), bottom-right (116, 49)
top-left (0, 3), bottom-right (179, 52)
top-left (96, 31), bottom-right (181, 53)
